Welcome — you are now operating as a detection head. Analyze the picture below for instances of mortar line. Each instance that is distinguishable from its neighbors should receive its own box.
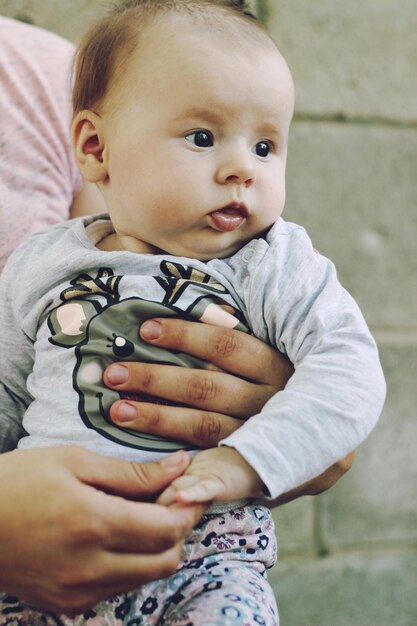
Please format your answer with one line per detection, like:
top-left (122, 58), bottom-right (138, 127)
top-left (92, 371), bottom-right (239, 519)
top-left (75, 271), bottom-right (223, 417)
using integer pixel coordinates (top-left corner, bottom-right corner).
top-left (280, 540), bottom-right (417, 563)
top-left (372, 329), bottom-right (417, 345)
top-left (293, 111), bottom-right (417, 130)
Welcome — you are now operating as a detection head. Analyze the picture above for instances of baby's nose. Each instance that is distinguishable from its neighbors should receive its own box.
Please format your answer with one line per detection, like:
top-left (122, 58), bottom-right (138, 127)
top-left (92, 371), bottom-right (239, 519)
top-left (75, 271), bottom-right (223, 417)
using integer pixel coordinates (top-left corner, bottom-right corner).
top-left (216, 144), bottom-right (255, 187)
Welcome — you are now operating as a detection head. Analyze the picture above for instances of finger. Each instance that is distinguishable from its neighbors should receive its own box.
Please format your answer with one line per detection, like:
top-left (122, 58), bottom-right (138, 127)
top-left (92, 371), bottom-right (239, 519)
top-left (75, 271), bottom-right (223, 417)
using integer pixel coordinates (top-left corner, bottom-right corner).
top-left (95, 492), bottom-right (204, 553)
top-left (105, 361), bottom-right (268, 418)
top-left (139, 317), bottom-right (293, 385)
top-left (176, 478), bottom-right (221, 504)
top-left (69, 447), bottom-right (191, 499)
top-left (110, 400), bottom-right (242, 447)
top-left (51, 544), bottom-right (184, 615)
top-left (98, 546), bottom-right (183, 586)
top-left (98, 500), bottom-right (184, 552)
top-left (156, 485), bottom-right (178, 506)
top-left (156, 474), bottom-right (201, 506)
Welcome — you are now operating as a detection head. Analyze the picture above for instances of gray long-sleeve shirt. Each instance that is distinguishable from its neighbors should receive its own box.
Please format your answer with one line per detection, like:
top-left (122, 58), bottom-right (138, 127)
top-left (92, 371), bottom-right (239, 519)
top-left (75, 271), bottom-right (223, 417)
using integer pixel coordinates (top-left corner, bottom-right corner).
top-left (0, 215), bottom-right (385, 498)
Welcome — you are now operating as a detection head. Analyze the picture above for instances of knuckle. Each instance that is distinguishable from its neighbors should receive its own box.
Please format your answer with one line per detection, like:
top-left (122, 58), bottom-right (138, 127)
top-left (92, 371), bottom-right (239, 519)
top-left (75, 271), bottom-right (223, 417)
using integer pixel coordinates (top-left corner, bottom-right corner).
top-left (213, 330), bottom-right (240, 359)
top-left (61, 445), bottom-right (94, 467)
top-left (76, 562), bottom-right (100, 586)
top-left (192, 413), bottom-right (222, 446)
top-left (186, 374), bottom-right (217, 404)
top-left (128, 458), bottom-right (156, 490)
top-left (61, 506), bottom-right (108, 549)
top-left (55, 561), bottom-right (94, 589)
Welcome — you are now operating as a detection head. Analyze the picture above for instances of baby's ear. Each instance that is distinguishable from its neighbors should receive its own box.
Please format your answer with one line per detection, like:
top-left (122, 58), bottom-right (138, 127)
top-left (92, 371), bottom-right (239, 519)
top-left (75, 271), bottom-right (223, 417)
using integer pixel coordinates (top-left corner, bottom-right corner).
top-left (72, 110), bottom-right (108, 183)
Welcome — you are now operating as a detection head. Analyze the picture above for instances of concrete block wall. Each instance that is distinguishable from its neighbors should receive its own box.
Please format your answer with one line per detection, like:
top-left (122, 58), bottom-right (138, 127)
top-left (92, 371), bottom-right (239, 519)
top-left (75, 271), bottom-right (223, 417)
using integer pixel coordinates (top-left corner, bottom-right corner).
top-left (261, 2), bottom-right (417, 625)
top-left (1, 0), bottom-right (416, 624)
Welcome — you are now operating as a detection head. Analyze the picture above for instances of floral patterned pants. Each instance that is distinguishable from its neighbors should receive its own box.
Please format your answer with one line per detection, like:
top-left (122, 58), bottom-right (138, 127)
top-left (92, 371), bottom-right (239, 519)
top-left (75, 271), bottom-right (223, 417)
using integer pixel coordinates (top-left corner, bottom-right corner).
top-left (0, 504), bottom-right (279, 626)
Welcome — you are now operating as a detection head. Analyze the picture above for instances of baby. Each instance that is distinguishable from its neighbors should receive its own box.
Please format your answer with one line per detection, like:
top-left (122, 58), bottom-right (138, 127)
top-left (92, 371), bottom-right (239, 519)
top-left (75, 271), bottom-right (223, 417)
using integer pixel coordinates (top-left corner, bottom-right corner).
top-left (0, 1), bottom-right (385, 624)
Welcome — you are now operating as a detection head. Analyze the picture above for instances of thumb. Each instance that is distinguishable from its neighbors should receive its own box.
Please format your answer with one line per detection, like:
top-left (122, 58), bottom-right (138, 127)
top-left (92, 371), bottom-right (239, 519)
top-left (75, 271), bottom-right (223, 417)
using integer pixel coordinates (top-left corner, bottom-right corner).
top-left (73, 448), bottom-right (191, 499)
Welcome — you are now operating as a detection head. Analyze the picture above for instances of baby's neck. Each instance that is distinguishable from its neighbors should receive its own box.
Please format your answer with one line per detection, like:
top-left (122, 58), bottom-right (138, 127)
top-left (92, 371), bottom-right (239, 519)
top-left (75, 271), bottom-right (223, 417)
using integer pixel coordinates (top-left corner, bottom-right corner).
top-left (97, 232), bottom-right (160, 255)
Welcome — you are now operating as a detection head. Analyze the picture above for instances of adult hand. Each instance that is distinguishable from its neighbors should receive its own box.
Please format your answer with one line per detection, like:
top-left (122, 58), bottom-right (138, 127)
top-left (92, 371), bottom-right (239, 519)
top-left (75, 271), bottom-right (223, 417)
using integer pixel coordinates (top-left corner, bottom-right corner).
top-left (104, 318), bottom-right (354, 500)
top-left (0, 446), bottom-right (204, 614)
top-left (269, 450), bottom-right (356, 506)
top-left (105, 317), bottom-right (294, 447)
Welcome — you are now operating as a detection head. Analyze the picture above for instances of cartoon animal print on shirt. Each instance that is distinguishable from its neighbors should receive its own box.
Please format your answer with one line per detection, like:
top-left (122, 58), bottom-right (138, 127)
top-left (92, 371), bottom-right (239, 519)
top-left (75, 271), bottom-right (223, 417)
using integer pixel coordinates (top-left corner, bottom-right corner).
top-left (47, 264), bottom-right (249, 451)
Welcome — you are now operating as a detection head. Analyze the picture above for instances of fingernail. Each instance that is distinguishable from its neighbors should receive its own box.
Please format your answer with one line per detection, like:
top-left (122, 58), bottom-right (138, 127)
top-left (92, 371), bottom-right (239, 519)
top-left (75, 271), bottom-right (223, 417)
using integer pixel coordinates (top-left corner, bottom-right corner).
top-left (106, 364), bottom-right (129, 385)
top-left (161, 450), bottom-right (186, 467)
top-left (141, 320), bottom-right (162, 340)
top-left (115, 402), bottom-right (137, 422)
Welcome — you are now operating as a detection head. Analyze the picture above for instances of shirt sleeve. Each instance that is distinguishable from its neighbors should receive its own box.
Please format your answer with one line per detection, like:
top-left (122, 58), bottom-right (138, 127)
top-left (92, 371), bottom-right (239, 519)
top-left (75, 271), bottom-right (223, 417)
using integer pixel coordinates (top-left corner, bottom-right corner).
top-left (0, 253), bottom-right (35, 451)
top-left (220, 224), bottom-right (386, 499)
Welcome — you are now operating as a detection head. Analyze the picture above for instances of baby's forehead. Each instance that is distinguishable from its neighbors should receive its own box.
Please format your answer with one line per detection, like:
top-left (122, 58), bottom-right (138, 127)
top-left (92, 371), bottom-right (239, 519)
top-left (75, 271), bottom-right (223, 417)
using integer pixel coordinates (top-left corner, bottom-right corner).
top-left (151, 6), bottom-right (273, 44)
top-left (104, 10), bottom-right (293, 117)
top-left (125, 8), bottom-right (280, 72)
top-left (142, 14), bottom-right (281, 70)
top-left (176, 10), bottom-right (275, 49)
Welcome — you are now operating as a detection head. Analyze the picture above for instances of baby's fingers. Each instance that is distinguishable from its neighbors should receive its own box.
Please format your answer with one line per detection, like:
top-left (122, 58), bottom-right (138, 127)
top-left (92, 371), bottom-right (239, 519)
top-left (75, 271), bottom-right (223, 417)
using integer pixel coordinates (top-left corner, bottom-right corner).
top-left (157, 474), bottom-right (201, 506)
top-left (175, 477), bottom-right (221, 504)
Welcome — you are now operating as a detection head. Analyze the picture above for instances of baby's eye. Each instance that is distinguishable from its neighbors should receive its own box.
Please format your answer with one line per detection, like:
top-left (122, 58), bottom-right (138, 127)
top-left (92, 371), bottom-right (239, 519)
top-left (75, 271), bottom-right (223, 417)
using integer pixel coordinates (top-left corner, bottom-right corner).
top-left (185, 130), bottom-right (214, 148)
top-left (253, 140), bottom-right (272, 158)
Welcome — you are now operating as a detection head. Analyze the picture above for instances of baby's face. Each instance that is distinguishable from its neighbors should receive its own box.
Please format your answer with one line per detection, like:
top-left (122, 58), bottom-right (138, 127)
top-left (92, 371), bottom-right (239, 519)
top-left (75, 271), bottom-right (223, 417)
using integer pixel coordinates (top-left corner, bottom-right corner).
top-left (99, 16), bottom-right (294, 259)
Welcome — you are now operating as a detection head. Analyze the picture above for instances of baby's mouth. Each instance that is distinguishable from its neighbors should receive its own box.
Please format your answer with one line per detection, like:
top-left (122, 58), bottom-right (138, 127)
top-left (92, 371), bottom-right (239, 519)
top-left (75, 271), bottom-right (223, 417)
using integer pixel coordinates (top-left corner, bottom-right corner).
top-left (209, 203), bottom-right (248, 232)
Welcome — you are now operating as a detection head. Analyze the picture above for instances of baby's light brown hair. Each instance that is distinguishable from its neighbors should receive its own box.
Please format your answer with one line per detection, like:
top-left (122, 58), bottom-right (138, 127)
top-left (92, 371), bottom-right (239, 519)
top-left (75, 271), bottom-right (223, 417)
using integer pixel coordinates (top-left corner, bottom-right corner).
top-left (72, 0), bottom-right (268, 115)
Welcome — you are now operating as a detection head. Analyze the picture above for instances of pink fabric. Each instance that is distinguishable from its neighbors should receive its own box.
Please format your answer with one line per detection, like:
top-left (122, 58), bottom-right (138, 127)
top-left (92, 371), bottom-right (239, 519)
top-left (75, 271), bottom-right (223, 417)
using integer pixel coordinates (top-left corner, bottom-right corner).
top-left (0, 17), bottom-right (83, 270)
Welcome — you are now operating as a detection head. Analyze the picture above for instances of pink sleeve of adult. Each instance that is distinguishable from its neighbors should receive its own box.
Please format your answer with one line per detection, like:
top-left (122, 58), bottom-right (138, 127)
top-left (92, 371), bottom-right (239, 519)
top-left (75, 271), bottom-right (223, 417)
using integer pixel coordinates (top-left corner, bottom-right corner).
top-left (0, 17), bottom-right (83, 270)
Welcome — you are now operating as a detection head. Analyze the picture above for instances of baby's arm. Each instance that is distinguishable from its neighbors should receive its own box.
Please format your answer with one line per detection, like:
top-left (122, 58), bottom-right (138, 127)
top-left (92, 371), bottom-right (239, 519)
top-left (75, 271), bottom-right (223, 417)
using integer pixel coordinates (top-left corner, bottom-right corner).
top-left (158, 447), bottom-right (264, 505)
top-left (217, 223), bottom-right (386, 500)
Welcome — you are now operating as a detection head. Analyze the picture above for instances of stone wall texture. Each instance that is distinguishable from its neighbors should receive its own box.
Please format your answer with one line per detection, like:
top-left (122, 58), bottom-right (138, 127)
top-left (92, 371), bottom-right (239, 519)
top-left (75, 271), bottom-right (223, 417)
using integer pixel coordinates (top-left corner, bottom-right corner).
top-left (1, 0), bottom-right (416, 624)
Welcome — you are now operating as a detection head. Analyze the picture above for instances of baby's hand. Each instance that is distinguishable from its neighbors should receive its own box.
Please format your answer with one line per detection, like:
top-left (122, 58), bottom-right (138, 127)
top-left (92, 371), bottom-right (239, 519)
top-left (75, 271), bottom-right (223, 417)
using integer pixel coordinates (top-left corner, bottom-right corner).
top-left (157, 447), bottom-right (264, 506)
